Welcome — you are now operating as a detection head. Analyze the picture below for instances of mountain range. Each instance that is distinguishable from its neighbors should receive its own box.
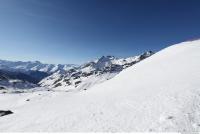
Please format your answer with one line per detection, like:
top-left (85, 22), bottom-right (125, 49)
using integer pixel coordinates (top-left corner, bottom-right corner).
top-left (0, 51), bottom-right (153, 92)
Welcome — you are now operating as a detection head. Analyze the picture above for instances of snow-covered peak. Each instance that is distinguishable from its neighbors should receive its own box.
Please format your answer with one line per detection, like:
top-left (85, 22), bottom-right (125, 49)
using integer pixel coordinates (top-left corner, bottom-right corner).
top-left (95, 56), bottom-right (115, 70)
top-left (0, 59), bottom-right (77, 74)
top-left (40, 51), bottom-right (154, 91)
top-left (98, 55), bottom-right (116, 61)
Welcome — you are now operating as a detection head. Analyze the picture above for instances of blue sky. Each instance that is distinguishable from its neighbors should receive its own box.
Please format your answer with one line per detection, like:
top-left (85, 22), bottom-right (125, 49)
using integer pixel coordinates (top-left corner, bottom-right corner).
top-left (0, 0), bottom-right (200, 64)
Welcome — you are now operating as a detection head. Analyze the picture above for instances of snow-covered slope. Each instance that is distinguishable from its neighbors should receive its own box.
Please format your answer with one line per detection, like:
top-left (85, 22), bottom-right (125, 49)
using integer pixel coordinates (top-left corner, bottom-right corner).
top-left (39, 51), bottom-right (153, 91)
top-left (0, 40), bottom-right (200, 132)
top-left (0, 60), bottom-right (76, 74)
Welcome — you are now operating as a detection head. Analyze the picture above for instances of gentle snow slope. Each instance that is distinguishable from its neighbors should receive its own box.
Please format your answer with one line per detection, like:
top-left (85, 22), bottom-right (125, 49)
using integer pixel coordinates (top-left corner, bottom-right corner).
top-left (0, 40), bottom-right (200, 132)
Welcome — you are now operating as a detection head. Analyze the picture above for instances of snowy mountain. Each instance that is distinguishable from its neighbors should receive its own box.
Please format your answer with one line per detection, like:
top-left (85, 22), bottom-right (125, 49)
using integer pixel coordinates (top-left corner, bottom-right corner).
top-left (0, 52), bottom-right (153, 91)
top-left (39, 51), bottom-right (153, 91)
top-left (0, 40), bottom-right (199, 132)
top-left (0, 68), bottom-right (51, 93)
top-left (0, 60), bottom-right (77, 74)
top-left (0, 60), bottom-right (77, 90)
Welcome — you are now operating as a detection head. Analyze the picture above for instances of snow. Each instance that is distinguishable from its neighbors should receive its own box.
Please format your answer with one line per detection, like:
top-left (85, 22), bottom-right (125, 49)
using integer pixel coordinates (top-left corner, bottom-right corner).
top-left (0, 60), bottom-right (77, 74)
top-left (40, 52), bottom-right (153, 91)
top-left (0, 40), bottom-right (200, 132)
top-left (55, 72), bottom-right (118, 92)
top-left (0, 79), bottom-right (37, 91)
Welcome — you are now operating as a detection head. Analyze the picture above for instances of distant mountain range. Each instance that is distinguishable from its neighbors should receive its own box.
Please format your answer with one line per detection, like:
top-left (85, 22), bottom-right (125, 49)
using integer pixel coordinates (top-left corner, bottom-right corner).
top-left (40, 51), bottom-right (154, 91)
top-left (0, 51), bottom-right (154, 92)
top-left (0, 59), bottom-right (77, 74)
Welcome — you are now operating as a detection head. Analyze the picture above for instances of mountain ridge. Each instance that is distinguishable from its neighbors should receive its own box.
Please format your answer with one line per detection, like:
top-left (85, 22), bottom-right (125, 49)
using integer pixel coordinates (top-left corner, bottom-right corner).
top-left (40, 51), bottom-right (154, 91)
top-left (0, 51), bottom-right (154, 92)
top-left (0, 59), bottom-right (77, 74)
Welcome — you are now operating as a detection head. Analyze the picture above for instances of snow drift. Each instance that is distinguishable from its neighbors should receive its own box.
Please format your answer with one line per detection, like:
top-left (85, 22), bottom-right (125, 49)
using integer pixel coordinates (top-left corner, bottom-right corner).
top-left (0, 40), bottom-right (200, 132)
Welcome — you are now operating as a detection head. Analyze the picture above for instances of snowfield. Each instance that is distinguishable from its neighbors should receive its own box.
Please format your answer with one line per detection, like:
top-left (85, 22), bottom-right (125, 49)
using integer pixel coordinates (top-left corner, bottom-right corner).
top-left (0, 40), bottom-right (200, 132)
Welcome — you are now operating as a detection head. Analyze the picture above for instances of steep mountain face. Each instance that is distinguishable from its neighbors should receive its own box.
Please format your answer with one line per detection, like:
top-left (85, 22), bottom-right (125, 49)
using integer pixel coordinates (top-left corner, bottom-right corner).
top-left (0, 60), bottom-right (77, 74)
top-left (39, 51), bottom-right (154, 91)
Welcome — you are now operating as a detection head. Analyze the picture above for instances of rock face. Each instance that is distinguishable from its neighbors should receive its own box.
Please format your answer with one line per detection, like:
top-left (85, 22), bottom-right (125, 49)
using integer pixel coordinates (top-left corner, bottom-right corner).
top-left (39, 51), bottom-right (154, 91)
top-left (0, 110), bottom-right (13, 117)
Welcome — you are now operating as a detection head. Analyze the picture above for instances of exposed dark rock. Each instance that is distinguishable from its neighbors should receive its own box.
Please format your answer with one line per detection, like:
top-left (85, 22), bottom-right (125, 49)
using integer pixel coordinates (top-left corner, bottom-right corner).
top-left (65, 81), bottom-right (71, 85)
top-left (71, 72), bottom-right (81, 78)
top-left (139, 51), bottom-right (154, 60)
top-left (74, 76), bottom-right (80, 80)
top-left (75, 81), bottom-right (81, 85)
top-left (68, 69), bottom-right (76, 73)
top-left (0, 110), bottom-right (13, 117)
top-left (81, 72), bottom-right (93, 77)
top-left (167, 116), bottom-right (174, 119)
top-left (13, 91), bottom-right (24, 94)
top-left (0, 86), bottom-right (5, 90)
top-left (63, 79), bottom-right (70, 82)
top-left (53, 78), bottom-right (62, 85)
top-left (54, 83), bottom-right (62, 88)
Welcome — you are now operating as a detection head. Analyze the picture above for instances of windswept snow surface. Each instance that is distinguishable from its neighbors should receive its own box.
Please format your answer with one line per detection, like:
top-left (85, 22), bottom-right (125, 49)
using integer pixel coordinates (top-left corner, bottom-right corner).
top-left (0, 40), bottom-right (200, 132)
